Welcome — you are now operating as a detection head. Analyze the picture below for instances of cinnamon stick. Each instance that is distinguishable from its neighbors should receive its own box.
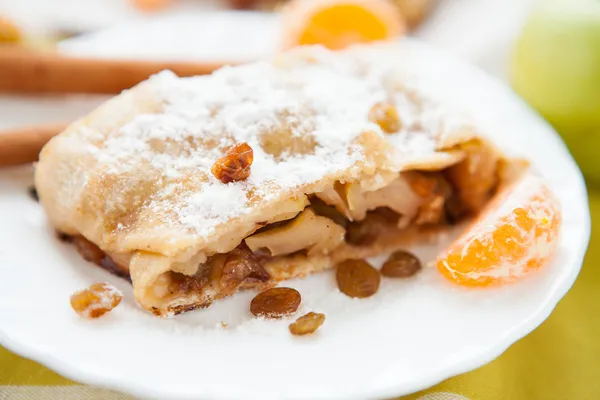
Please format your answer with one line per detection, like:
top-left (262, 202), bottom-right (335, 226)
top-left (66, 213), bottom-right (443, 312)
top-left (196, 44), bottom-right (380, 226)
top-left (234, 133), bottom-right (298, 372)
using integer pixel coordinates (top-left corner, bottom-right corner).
top-left (0, 122), bottom-right (68, 166)
top-left (0, 47), bottom-right (231, 94)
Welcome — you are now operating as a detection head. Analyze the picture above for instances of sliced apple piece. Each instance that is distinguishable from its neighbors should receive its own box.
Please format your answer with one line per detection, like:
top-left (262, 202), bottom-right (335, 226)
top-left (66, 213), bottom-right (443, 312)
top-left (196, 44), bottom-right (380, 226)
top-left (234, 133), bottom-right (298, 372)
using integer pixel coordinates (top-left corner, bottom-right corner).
top-left (245, 208), bottom-right (345, 257)
top-left (343, 182), bottom-right (367, 221)
top-left (363, 175), bottom-right (424, 228)
top-left (266, 195), bottom-right (310, 224)
top-left (359, 170), bottom-right (399, 192)
top-left (315, 184), bottom-right (352, 219)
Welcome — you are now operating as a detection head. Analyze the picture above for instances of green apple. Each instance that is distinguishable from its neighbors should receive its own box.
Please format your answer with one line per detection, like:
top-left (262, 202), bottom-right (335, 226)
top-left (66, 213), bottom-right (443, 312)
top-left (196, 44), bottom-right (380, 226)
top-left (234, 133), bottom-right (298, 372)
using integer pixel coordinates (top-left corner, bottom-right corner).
top-left (511, 0), bottom-right (600, 183)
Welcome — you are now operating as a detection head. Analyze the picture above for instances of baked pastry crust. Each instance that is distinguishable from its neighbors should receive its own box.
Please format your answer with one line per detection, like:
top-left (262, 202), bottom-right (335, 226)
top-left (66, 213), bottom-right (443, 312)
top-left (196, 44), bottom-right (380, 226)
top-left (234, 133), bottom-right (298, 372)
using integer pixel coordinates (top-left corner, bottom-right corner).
top-left (36, 44), bottom-right (510, 316)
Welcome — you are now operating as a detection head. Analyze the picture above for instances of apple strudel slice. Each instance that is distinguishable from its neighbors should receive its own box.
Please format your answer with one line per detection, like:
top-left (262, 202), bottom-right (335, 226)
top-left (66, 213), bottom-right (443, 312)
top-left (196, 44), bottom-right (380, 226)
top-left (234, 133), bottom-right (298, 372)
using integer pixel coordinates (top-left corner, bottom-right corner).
top-left (36, 44), bottom-right (523, 317)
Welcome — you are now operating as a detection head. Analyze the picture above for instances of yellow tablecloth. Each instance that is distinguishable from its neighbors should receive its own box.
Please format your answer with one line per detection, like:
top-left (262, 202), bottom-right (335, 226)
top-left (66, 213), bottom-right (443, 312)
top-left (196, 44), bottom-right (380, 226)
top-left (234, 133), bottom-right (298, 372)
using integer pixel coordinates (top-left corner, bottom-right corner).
top-left (1, 193), bottom-right (597, 400)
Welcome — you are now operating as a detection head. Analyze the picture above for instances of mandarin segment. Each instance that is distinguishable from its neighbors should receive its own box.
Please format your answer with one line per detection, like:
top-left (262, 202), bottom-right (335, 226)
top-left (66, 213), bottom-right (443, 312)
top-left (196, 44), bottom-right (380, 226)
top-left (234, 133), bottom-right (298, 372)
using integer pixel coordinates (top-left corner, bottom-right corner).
top-left (0, 17), bottom-right (21, 44)
top-left (130, 0), bottom-right (171, 12)
top-left (281, 0), bottom-right (405, 50)
top-left (436, 174), bottom-right (561, 286)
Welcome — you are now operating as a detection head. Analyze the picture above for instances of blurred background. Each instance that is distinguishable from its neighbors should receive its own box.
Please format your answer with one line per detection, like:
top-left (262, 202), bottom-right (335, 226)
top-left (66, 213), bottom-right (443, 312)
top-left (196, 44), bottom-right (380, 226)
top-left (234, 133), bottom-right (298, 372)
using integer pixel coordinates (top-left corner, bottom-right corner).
top-left (2, 0), bottom-right (598, 183)
top-left (1, 0), bottom-right (599, 399)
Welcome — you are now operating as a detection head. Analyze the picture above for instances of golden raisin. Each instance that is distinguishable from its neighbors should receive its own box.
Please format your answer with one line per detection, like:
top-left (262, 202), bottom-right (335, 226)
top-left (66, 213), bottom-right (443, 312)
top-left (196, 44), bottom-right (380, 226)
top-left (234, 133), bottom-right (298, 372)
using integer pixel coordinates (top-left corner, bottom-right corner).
top-left (369, 102), bottom-right (401, 134)
top-left (336, 259), bottom-right (380, 298)
top-left (70, 282), bottom-right (123, 319)
top-left (211, 142), bottom-right (254, 184)
top-left (250, 287), bottom-right (301, 318)
top-left (289, 312), bottom-right (325, 336)
top-left (381, 250), bottom-right (422, 278)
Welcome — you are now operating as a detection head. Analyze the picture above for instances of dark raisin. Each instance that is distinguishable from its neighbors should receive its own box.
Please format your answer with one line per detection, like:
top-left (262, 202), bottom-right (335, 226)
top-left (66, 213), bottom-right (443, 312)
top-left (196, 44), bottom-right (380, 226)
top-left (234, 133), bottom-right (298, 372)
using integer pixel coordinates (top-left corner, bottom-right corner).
top-left (220, 244), bottom-right (270, 294)
top-left (250, 287), bottom-right (301, 318)
top-left (381, 250), bottom-right (422, 278)
top-left (169, 272), bottom-right (204, 295)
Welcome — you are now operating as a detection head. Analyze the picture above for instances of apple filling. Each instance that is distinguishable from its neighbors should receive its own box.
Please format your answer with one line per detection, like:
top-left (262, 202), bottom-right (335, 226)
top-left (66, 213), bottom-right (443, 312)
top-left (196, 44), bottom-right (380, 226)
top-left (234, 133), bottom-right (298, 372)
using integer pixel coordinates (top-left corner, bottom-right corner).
top-left (66, 141), bottom-right (503, 312)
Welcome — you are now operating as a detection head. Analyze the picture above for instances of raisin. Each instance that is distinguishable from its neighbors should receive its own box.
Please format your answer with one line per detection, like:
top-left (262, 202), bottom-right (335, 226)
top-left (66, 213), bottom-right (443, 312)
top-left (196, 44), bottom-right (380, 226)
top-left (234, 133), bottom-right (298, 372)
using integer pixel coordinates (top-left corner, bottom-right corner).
top-left (70, 282), bottom-right (122, 319)
top-left (336, 259), bottom-right (380, 298)
top-left (368, 102), bottom-right (401, 134)
top-left (345, 213), bottom-right (388, 246)
top-left (211, 142), bottom-right (254, 183)
top-left (381, 250), bottom-right (422, 278)
top-left (289, 312), bottom-right (325, 336)
top-left (169, 272), bottom-right (204, 296)
top-left (250, 287), bottom-right (301, 318)
top-left (220, 244), bottom-right (270, 294)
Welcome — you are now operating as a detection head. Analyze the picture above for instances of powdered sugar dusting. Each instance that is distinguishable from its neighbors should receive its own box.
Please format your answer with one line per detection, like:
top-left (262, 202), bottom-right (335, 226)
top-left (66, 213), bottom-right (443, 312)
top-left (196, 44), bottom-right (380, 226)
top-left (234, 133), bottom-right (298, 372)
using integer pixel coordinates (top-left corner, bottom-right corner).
top-left (180, 184), bottom-right (249, 237)
top-left (82, 45), bottom-right (476, 240)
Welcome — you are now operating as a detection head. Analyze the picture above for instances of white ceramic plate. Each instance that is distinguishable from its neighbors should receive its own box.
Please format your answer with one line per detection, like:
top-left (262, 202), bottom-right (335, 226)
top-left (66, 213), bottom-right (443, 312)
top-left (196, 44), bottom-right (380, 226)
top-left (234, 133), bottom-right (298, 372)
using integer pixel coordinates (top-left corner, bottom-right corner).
top-left (0, 39), bottom-right (590, 400)
top-left (59, 12), bottom-right (281, 63)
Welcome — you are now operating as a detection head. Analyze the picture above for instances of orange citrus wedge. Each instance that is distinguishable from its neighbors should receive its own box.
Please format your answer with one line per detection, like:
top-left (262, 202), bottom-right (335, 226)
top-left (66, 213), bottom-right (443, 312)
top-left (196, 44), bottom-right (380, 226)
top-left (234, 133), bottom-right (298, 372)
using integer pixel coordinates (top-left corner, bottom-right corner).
top-left (280, 0), bottom-right (405, 50)
top-left (437, 173), bottom-right (561, 287)
top-left (0, 16), bottom-right (21, 44)
top-left (130, 0), bottom-right (171, 12)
